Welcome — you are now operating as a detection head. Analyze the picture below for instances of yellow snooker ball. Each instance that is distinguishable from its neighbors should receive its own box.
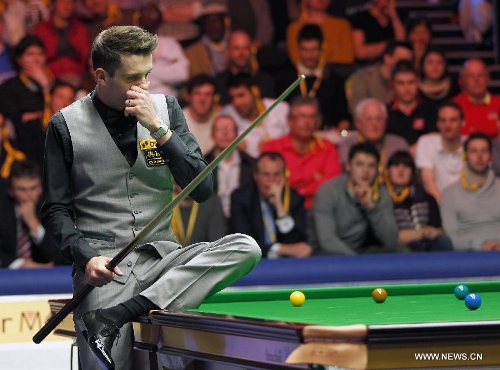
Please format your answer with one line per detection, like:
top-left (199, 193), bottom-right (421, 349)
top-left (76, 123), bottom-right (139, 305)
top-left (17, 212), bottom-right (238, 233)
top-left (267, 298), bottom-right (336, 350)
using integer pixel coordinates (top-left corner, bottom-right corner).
top-left (290, 291), bottom-right (306, 307)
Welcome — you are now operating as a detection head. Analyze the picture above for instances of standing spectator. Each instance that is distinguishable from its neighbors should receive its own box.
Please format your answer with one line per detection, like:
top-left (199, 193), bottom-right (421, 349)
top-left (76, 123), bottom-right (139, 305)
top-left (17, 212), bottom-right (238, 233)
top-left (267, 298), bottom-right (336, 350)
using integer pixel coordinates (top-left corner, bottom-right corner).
top-left (338, 98), bottom-right (409, 178)
top-left (0, 160), bottom-right (66, 268)
top-left (276, 24), bottom-right (350, 133)
top-left (385, 150), bottom-right (453, 252)
top-left (415, 101), bottom-right (465, 204)
top-left (453, 58), bottom-right (500, 138)
top-left (34, 0), bottom-right (91, 87)
top-left (215, 30), bottom-right (275, 105)
top-left (349, 0), bottom-right (406, 62)
top-left (386, 60), bottom-right (438, 155)
top-left (346, 41), bottom-right (413, 113)
top-left (221, 73), bottom-right (289, 158)
top-left (205, 115), bottom-right (255, 220)
top-left (406, 18), bottom-right (432, 73)
top-left (184, 3), bottom-right (229, 78)
top-left (136, 2), bottom-right (189, 97)
top-left (182, 74), bottom-right (220, 154)
top-left (440, 132), bottom-right (500, 251)
top-left (230, 152), bottom-right (312, 258)
top-left (309, 142), bottom-right (406, 255)
top-left (418, 47), bottom-right (460, 107)
top-left (261, 96), bottom-right (342, 209)
top-left (286, 0), bottom-right (355, 66)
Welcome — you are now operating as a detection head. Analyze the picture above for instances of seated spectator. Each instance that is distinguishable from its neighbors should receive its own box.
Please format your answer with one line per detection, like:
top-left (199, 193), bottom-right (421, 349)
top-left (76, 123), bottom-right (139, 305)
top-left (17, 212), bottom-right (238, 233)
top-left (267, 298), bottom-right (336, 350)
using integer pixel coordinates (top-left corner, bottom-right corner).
top-left (136, 3), bottom-right (189, 97)
top-left (182, 74), bottom-right (220, 154)
top-left (453, 58), bottom-right (500, 138)
top-left (458, 0), bottom-right (493, 43)
top-left (230, 152), bottom-right (312, 259)
top-left (0, 14), bottom-right (16, 84)
top-left (0, 114), bottom-right (26, 184)
top-left (228, 0), bottom-right (275, 48)
top-left (276, 24), bottom-right (350, 133)
top-left (0, 160), bottom-right (67, 268)
top-left (215, 30), bottom-right (276, 105)
top-left (493, 118), bottom-right (500, 177)
top-left (171, 185), bottom-right (226, 248)
top-left (2, 0), bottom-right (50, 47)
top-left (308, 142), bottom-right (406, 255)
top-left (415, 101), bottom-right (465, 204)
top-left (387, 60), bottom-right (438, 155)
top-left (406, 18), bottom-right (432, 73)
top-left (338, 98), bottom-right (409, 180)
top-left (385, 150), bottom-right (453, 252)
top-left (419, 47), bottom-right (460, 107)
top-left (346, 41), bottom-right (413, 112)
top-left (286, 0), bottom-right (355, 66)
top-left (34, 0), bottom-right (91, 87)
top-left (220, 73), bottom-right (289, 158)
top-left (262, 96), bottom-right (341, 208)
top-left (184, 3), bottom-right (229, 77)
top-left (349, 0), bottom-right (406, 62)
top-left (0, 35), bottom-right (54, 123)
top-left (441, 132), bottom-right (500, 251)
top-left (205, 115), bottom-right (255, 220)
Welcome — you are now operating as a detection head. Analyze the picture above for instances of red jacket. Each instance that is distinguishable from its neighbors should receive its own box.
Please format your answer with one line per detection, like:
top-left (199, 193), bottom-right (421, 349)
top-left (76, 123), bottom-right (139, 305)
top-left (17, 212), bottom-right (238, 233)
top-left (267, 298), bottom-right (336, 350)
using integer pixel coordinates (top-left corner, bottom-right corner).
top-left (34, 16), bottom-right (91, 79)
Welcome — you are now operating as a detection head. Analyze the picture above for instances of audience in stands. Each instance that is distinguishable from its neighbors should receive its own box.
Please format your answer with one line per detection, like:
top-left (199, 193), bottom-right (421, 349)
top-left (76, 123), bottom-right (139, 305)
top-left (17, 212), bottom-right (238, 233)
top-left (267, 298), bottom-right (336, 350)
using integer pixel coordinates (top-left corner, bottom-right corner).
top-left (453, 58), bottom-right (500, 138)
top-left (0, 160), bottom-right (66, 268)
top-left (385, 150), bottom-right (453, 252)
top-left (415, 101), bottom-right (465, 204)
top-left (230, 152), bottom-right (312, 258)
top-left (276, 24), bottom-right (350, 134)
top-left (0, 14), bottom-right (16, 84)
top-left (184, 3), bottom-right (229, 78)
top-left (1, 0), bottom-right (49, 47)
top-left (215, 30), bottom-right (276, 105)
top-left (286, 0), bottom-right (355, 66)
top-left (418, 46), bottom-right (460, 107)
top-left (493, 118), bottom-right (500, 177)
top-left (338, 98), bottom-right (409, 179)
top-left (34, 0), bottom-right (91, 87)
top-left (349, 0), bottom-right (406, 63)
top-left (458, 0), bottom-right (493, 43)
top-left (204, 115), bottom-right (255, 220)
top-left (440, 132), bottom-right (500, 251)
top-left (182, 73), bottom-right (220, 154)
top-left (262, 96), bottom-right (341, 209)
top-left (406, 18), bottom-right (431, 73)
top-left (221, 73), bottom-right (289, 158)
top-left (309, 142), bottom-right (406, 255)
top-left (0, 113), bottom-right (25, 184)
top-left (386, 60), bottom-right (438, 155)
top-left (346, 41), bottom-right (413, 112)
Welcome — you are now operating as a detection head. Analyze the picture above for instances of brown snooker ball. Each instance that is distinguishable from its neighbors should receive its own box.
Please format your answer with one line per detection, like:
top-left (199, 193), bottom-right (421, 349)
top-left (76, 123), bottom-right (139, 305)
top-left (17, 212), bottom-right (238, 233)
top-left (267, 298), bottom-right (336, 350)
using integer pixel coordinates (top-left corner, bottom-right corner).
top-left (372, 288), bottom-right (387, 303)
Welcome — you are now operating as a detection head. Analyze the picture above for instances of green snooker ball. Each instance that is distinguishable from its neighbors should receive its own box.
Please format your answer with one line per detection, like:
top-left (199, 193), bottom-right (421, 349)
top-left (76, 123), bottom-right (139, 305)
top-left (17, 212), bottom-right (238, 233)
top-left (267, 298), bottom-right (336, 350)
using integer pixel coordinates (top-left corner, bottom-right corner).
top-left (454, 284), bottom-right (469, 300)
top-left (290, 291), bottom-right (306, 307)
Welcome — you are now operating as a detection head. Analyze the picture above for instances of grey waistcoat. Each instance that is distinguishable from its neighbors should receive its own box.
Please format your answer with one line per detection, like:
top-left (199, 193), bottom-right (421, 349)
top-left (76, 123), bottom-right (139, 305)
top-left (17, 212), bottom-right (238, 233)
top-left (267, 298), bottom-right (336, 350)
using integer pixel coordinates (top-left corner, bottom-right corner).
top-left (61, 94), bottom-right (180, 282)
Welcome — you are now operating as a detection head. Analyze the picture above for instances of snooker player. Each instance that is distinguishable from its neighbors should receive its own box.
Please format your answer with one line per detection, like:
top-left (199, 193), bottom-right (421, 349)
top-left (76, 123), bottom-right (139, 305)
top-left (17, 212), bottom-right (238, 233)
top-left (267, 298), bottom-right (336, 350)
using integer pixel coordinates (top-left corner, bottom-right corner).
top-left (41, 26), bottom-right (261, 370)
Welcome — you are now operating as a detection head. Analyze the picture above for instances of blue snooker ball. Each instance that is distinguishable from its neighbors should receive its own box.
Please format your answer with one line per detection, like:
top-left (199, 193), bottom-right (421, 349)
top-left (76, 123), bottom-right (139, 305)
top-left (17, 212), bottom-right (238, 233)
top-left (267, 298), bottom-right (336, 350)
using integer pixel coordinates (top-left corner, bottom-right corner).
top-left (465, 293), bottom-right (482, 310)
top-left (454, 285), bottom-right (469, 300)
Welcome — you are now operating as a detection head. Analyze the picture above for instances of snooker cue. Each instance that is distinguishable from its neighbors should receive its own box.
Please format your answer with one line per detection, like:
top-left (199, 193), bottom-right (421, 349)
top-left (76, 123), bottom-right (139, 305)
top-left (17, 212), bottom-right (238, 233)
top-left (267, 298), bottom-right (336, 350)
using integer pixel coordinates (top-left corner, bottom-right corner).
top-left (33, 75), bottom-right (305, 344)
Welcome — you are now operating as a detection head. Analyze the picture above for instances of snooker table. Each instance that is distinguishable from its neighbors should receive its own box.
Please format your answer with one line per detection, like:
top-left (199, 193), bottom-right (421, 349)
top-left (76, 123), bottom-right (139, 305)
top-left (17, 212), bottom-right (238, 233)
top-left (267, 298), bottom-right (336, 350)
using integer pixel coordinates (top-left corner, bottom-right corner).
top-left (148, 280), bottom-right (500, 369)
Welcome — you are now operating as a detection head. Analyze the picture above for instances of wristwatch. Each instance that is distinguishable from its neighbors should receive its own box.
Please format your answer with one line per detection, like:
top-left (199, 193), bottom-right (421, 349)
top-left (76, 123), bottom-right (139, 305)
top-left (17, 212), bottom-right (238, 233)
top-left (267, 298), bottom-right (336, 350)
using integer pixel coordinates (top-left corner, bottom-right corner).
top-left (151, 122), bottom-right (170, 140)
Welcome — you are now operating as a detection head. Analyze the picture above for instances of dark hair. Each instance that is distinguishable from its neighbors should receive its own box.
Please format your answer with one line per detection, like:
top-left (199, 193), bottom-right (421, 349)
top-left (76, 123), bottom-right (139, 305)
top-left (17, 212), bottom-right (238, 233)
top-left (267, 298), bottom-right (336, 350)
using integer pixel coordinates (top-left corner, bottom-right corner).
top-left (437, 100), bottom-right (464, 120)
top-left (227, 72), bottom-right (255, 90)
top-left (348, 142), bottom-right (380, 164)
top-left (383, 40), bottom-right (413, 57)
top-left (254, 152), bottom-right (286, 173)
top-left (419, 46), bottom-right (449, 80)
top-left (186, 73), bottom-right (217, 94)
top-left (406, 17), bottom-right (431, 36)
top-left (464, 132), bottom-right (492, 152)
top-left (297, 23), bottom-right (323, 44)
top-left (91, 26), bottom-right (158, 77)
top-left (50, 80), bottom-right (76, 95)
top-left (137, 3), bottom-right (163, 33)
top-left (9, 160), bottom-right (41, 181)
top-left (391, 59), bottom-right (417, 80)
top-left (387, 150), bottom-right (416, 172)
top-left (13, 35), bottom-right (45, 71)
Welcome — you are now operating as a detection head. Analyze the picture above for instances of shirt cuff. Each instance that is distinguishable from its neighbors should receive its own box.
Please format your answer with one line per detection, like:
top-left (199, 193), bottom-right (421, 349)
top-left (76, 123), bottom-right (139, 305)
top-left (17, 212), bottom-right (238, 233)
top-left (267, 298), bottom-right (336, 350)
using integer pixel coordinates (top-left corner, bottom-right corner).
top-left (275, 215), bottom-right (294, 234)
top-left (8, 258), bottom-right (25, 269)
top-left (267, 243), bottom-right (282, 259)
top-left (30, 226), bottom-right (45, 245)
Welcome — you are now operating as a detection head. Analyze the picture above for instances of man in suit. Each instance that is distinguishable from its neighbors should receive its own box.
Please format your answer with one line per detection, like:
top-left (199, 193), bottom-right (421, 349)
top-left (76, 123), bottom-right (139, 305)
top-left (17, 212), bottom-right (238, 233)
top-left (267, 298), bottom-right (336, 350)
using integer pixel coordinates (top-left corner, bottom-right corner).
top-left (204, 115), bottom-right (255, 220)
top-left (230, 152), bottom-right (312, 258)
top-left (0, 160), bottom-right (64, 268)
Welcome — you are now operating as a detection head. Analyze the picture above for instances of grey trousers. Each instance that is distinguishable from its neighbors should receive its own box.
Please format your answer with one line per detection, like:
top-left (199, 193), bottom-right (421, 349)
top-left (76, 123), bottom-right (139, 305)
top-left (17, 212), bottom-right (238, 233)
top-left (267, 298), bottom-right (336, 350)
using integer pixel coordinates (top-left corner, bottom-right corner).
top-left (73, 233), bottom-right (261, 370)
